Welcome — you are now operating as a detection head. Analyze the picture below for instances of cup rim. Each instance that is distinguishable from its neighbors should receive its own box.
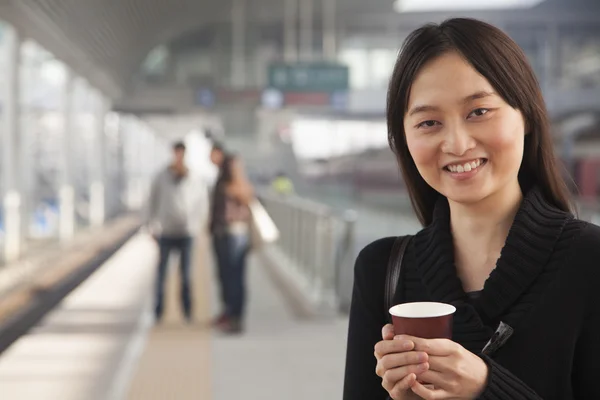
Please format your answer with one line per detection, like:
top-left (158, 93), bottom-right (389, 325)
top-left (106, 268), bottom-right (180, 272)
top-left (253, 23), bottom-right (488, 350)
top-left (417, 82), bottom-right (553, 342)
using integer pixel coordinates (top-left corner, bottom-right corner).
top-left (389, 302), bottom-right (456, 318)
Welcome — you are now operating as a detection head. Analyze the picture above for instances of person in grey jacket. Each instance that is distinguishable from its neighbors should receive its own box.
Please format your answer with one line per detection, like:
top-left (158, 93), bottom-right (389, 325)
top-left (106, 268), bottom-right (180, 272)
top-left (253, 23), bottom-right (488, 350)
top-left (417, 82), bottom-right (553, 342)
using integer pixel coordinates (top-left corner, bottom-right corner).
top-left (147, 141), bottom-right (208, 323)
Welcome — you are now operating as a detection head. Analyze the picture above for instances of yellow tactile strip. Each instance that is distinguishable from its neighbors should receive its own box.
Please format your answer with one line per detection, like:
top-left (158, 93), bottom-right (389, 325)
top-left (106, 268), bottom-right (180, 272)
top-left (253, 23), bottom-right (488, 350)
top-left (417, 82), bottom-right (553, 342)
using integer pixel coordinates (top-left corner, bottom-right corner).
top-left (126, 235), bottom-right (213, 400)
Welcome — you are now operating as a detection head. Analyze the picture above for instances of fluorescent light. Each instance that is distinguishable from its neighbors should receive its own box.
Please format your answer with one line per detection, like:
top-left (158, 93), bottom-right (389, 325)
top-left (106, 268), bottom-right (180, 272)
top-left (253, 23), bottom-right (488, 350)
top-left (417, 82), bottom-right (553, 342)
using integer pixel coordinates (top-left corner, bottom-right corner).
top-left (394, 0), bottom-right (545, 13)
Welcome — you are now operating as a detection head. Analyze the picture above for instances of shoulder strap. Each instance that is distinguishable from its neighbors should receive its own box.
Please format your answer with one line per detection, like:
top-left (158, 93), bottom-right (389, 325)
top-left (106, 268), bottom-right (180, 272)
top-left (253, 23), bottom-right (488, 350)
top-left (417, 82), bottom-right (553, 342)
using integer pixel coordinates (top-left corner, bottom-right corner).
top-left (384, 236), bottom-right (411, 321)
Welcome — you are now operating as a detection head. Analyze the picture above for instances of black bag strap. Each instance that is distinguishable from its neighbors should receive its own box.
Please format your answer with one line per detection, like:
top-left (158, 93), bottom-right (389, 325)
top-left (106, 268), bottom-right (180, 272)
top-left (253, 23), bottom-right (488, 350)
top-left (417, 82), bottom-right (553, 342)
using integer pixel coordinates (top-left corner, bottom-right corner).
top-left (384, 236), bottom-right (411, 322)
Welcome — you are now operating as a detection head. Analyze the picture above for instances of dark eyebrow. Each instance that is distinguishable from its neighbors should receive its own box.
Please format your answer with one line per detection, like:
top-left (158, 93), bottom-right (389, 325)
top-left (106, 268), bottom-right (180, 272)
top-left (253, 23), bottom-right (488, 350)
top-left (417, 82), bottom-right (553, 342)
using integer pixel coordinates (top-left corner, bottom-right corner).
top-left (407, 91), bottom-right (496, 117)
top-left (463, 91), bottom-right (496, 103)
top-left (407, 105), bottom-right (440, 117)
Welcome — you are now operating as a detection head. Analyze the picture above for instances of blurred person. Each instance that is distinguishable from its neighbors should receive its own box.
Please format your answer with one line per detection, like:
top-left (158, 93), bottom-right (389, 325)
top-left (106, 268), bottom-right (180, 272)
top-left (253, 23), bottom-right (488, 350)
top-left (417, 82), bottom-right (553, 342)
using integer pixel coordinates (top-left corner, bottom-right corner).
top-left (147, 141), bottom-right (207, 323)
top-left (270, 171), bottom-right (295, 196)
top-left (344, 18), bottom-right (600, 400)
top-left (209, 143), bottom-right (254, 334)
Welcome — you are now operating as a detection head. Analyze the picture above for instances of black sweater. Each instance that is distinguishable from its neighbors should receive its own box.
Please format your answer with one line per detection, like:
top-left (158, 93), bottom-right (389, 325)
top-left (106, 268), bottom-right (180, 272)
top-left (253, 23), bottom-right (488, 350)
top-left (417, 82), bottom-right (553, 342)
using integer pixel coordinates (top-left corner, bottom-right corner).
top-left (343, 188), bottom-right (600, 399)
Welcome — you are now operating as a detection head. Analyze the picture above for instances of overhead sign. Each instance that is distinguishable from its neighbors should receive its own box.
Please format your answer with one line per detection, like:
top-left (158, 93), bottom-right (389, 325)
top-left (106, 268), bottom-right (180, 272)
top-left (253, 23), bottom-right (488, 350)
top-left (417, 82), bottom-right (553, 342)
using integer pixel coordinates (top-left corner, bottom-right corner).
top-left (268, 63), bottom-right (349, 92)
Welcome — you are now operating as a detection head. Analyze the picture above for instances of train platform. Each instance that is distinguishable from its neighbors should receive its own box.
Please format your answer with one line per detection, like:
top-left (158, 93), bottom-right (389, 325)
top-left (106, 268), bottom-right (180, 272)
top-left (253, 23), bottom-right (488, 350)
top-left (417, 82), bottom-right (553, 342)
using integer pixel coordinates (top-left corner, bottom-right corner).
top-left (0, 229), bottom-right (349, 400)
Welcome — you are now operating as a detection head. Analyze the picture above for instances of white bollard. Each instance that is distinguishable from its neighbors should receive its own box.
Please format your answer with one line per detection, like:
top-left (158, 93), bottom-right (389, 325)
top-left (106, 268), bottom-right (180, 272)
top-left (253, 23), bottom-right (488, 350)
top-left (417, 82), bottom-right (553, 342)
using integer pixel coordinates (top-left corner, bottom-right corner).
top-left (59, 185), bottom-right (75, 241)
top-left (3, 190), bottom-right (21, 262)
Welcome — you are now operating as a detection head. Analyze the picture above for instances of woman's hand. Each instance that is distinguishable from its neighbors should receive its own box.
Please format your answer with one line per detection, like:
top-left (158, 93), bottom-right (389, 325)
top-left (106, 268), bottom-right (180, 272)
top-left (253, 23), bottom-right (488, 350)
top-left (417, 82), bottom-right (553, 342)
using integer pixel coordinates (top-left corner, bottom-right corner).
top-left (374, 324), bottom-right (428, 399)
top-left (401, 335), bottom-right (489, 400)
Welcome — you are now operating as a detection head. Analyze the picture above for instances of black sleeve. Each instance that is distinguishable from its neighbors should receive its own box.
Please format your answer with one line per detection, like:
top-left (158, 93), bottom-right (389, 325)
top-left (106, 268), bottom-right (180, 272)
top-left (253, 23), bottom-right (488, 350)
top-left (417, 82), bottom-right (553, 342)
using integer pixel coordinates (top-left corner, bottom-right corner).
top-left (343, 238), bottom-right (395, 400)
top-left (571, 300), bottom-right (600, 399)
top-left (479, 302), bottom-right (600, 400)
top-left (480, 222), bottom-right (600, 400)
top-left (571, 223), bottom-right (600, 399)
top-left (477, 355), bottom-right (543, 399)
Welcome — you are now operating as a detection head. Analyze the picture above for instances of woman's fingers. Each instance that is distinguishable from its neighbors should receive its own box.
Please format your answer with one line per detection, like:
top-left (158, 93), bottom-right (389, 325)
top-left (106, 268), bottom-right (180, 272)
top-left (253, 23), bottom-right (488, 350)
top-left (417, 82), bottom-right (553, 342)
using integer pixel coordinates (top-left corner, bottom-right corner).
top-left (388, 373), bottom-right (420, 399)
top-left (400, 336), bottom-right (458, 357)
top-left (410, 380), bottom-right (453, 400)
top-left (382, 362), bottom-right (430, 389)
top-left (376, 351), bottom-right (429, 377)
top-left (375, 338), bottom-right (415, 358)
top-left (413, 369), bottom-right (447, 388)
top-left (425, 355), bottom-right (457, 374)
top-left (382, 324), bottom-right (395, 340)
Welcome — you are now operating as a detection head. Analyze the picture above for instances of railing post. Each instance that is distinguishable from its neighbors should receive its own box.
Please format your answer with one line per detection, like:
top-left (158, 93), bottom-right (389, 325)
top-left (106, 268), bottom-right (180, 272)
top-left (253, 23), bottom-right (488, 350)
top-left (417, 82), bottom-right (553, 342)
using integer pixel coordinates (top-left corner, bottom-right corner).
top-left (335, 209), bottom-right (357, 306)
top-left (320, 214), bottom-right (336, 308)
top-left (257, 191), bottom-right (358, 316)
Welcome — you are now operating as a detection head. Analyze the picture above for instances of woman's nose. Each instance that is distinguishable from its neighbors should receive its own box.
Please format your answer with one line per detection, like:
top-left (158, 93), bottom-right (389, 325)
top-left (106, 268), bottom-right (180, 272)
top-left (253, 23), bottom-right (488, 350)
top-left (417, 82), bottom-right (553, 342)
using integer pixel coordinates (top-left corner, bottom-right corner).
top-left (441, 125), bottom-right (476, 156)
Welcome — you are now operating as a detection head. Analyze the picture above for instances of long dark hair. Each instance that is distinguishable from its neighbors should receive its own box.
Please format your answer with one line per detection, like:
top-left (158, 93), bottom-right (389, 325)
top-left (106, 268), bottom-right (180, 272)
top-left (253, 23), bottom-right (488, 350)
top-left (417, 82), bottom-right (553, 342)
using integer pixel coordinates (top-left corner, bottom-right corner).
top-left (387, 18), bottom-right (572, 226)
top-left (220, 155), bottom-right (234, 184)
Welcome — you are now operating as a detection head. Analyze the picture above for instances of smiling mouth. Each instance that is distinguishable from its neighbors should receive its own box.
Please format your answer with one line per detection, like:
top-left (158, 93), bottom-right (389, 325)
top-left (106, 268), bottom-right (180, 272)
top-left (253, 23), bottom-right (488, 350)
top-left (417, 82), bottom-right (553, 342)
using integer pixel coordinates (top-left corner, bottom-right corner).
top-left (444, 158), bottom-right (488, 173)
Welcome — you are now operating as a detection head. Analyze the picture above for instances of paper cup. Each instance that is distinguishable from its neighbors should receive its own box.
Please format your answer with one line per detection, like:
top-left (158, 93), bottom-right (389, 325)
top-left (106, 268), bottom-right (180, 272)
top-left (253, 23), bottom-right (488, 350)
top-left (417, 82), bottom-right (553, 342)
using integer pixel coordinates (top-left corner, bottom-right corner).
top-left (389, 302), bottom-right (456, 339)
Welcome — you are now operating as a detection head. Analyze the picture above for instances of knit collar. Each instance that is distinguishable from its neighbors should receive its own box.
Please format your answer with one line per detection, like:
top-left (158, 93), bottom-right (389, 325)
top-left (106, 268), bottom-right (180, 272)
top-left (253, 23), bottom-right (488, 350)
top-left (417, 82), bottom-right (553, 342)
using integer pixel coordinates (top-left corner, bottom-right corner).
top-left (412, 187), bottom-right (571, 327)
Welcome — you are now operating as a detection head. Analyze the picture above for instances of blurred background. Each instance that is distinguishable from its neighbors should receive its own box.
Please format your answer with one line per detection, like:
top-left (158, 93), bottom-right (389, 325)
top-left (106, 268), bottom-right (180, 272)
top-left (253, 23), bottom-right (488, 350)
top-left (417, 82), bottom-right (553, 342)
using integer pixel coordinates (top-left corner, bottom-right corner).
top-left (0, 0), bottom-right (598, 398)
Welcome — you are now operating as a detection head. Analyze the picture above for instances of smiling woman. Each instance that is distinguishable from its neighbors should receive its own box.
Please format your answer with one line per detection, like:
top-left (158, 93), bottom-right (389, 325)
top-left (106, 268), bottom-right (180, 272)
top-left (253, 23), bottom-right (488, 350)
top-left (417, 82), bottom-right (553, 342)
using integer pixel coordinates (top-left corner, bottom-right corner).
top-left (343, 18), bottom-right (600, 400)
top-left (402, 51), bottom-right (528, 211)
top-left (387, 20), bottom-right (571, 226)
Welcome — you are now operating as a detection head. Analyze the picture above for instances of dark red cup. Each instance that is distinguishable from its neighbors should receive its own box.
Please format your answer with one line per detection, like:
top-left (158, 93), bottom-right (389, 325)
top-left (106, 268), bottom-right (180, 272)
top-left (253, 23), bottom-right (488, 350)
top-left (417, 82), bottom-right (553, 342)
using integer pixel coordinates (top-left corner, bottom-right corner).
top-left (389, 302), bottom-right (456, 339)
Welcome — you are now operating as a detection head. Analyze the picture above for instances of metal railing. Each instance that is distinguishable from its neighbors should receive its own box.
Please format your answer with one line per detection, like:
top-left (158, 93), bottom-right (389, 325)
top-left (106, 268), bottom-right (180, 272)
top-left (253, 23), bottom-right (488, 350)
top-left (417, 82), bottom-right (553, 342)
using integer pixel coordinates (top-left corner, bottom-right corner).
top-left (259, 191), bottom-right (356, 313)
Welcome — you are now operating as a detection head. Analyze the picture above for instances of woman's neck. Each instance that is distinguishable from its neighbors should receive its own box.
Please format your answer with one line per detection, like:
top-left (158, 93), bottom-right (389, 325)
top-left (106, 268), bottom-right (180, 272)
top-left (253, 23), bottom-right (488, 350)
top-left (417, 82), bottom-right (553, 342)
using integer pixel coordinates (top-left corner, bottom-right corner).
top-left (448, 182), bottom-right (523, 291)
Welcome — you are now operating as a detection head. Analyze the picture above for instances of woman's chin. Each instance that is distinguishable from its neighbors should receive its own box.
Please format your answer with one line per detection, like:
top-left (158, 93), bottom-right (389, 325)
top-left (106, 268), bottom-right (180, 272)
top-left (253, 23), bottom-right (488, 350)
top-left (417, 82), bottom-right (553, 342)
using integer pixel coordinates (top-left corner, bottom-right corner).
top-left (442, 188), bottom-right (489, 206)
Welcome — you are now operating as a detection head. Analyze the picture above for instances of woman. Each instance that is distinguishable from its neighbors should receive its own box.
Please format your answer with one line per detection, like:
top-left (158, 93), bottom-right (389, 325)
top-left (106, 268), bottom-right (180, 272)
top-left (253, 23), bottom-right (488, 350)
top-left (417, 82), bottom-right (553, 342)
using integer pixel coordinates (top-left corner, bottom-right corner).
top-left (343, 18), bottom-right (600, 400)
top-left (210, 144), bottom-right (254, 334)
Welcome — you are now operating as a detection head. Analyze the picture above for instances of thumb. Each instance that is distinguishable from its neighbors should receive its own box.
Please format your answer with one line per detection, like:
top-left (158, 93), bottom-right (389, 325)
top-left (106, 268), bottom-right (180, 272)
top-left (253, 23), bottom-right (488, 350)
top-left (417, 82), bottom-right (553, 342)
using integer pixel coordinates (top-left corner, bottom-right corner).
top-left (382, 324), bottom-right (395, 340)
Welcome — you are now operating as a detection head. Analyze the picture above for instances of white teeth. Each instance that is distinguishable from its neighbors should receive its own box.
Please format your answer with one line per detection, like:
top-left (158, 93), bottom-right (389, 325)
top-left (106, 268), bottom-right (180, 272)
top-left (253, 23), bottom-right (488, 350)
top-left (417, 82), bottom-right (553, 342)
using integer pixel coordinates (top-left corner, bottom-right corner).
top-left (447, 159), bottom-right (484, 173)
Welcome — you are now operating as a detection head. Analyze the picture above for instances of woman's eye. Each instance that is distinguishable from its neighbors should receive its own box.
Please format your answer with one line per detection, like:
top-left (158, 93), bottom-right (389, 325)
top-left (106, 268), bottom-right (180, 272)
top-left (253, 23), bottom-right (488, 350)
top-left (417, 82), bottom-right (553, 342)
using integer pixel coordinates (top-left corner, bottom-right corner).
top-left (417, 120), bottom-right (439, 129)
top-left (469, 108), bottom-right (489, 118)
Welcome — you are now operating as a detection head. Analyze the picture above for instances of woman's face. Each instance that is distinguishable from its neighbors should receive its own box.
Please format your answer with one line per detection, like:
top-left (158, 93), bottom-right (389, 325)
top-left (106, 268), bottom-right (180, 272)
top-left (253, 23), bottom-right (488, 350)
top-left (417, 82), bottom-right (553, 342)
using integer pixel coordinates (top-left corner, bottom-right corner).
top-left (404, 51), bottom-right (526, 206)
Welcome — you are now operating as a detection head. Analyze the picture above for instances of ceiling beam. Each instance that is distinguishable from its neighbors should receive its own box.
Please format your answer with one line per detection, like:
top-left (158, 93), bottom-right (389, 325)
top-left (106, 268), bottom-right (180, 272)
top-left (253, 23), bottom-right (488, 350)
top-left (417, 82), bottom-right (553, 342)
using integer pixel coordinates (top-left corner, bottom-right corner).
top-left (2, 0), bottom-right (598, 99)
